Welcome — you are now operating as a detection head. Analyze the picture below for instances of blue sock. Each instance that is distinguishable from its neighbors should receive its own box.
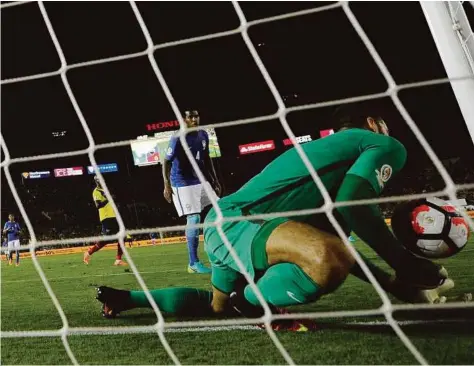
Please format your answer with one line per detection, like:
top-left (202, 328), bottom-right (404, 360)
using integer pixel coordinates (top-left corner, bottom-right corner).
top-left (186, 214), bottom-right (200, 266)
top-left (16, 250), bottom-right (20, 264)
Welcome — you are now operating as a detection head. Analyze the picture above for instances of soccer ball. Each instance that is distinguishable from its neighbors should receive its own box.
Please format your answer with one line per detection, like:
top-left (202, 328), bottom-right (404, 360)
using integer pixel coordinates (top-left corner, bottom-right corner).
top-left (391, 197), bottom-right (470, 259)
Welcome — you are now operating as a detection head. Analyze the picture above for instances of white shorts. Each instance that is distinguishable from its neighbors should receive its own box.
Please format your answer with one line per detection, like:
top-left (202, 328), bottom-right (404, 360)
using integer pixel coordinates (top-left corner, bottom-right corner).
top-left (7, 240), bottom-right (20, 251)
top-left (172, 182), bottom-right (219, 217)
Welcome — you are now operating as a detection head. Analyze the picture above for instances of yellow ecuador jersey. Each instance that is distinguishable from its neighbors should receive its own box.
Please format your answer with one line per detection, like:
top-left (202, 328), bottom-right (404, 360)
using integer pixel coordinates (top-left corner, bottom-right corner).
top-left (92, 187), bottom-right (116, 222)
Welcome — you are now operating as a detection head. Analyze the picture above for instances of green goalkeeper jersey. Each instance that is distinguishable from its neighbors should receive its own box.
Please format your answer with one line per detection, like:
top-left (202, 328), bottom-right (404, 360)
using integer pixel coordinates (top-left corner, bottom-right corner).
top-left (218, 128), bottom-right (407, 216)
top-left (204, 128), bottom-right (408, 294)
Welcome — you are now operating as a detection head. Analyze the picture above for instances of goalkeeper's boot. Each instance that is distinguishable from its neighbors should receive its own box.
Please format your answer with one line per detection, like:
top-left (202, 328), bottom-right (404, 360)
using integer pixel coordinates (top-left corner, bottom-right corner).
top-left (96, 286), bottom-right (135, 318)
top-left (187, 261), bottom-right (211, 274)
top-left (396, 258), bottom-right (448, 290)
top-left (265, 307), bottom-right (317, 332)
top-left (229, 292), bottom-right (316, 332)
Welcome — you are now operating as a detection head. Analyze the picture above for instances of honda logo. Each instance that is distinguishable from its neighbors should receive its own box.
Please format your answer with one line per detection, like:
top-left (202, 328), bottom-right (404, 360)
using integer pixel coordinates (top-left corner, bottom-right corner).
top-left (146, 120), bottom-right (180, 131)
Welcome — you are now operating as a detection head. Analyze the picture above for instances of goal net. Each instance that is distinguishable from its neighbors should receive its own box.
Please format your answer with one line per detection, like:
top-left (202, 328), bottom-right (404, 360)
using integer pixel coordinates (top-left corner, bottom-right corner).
top-left (1, 1), bottom-right (474, 365)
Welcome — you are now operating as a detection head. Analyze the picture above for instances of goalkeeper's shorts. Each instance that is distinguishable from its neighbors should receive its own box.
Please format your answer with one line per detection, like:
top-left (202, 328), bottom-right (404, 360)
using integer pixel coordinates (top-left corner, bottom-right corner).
top-left (204, 207), bottom-right (288, 292)
top-left (204, 208), bottom-right (350, 288)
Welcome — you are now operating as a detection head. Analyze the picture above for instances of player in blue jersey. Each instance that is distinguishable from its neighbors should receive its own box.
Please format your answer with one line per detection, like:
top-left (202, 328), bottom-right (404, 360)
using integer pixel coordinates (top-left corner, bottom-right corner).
top-left (3, 214), bottom-right (21, 266)
top-left (163, 110), bottom-right (221, 274)
top-left (149, 232), bottom-right (158, 246)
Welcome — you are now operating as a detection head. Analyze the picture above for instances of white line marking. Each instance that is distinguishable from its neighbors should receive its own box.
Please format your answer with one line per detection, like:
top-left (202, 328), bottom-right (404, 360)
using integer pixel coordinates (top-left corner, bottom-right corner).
top-left (2, 268), bottom-right (473, 284)
top-left (61, 319), bottom-right (473, 336)
top-left (0, 269), bottom-right (182, 284)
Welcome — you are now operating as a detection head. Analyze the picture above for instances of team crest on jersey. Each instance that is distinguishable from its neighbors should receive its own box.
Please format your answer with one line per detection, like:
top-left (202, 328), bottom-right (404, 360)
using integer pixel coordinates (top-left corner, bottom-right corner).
top-left (202, 140), bottom-right (206, 150)
top-left (167, 147), bottom-right (173, 156)
top-left (375, 164), bottom-right (392, 189)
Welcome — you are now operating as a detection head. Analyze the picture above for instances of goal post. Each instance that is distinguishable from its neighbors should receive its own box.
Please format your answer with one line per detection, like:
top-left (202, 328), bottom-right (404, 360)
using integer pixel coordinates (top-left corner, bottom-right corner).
top-left (420, 1), bottom-right (474, 145)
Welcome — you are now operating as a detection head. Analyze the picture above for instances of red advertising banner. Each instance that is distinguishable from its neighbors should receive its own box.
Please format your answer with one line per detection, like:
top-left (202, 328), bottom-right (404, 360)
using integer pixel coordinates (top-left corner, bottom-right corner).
top-left (239, 140), bottom-right (275, 155)
top-left (283, 135), bottom-right (312, 146)
top-left (54, 167), bottom-right (84, 178)
top-left (320, 129), bottom-right (335, 138)
top-left (146, 120), bottom-right (180, 131)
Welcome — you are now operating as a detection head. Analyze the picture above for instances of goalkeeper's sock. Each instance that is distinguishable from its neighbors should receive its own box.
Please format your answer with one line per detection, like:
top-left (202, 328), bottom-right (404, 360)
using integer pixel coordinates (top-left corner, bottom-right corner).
top-left (244, 263), bottom-right (321, 307)
top-left (130, 287), bottom-right (214, 317)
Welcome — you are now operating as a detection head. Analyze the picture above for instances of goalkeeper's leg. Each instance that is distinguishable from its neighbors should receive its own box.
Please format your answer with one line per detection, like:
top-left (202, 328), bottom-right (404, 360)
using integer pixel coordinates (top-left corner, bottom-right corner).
top-left (232, 221), bottom-right (354, 312)
top-left (96, 286), bottom-right (216, 318)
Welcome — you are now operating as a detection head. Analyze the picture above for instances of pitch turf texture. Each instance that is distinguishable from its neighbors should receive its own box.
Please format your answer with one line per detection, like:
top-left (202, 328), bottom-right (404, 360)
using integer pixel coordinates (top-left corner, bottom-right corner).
top-left (2, 238), bottom-right (473, 365)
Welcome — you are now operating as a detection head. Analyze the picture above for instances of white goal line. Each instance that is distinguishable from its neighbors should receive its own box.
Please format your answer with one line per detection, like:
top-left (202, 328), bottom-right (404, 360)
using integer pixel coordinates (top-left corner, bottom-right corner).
top-left (2, 318), bottom-right (472, 338)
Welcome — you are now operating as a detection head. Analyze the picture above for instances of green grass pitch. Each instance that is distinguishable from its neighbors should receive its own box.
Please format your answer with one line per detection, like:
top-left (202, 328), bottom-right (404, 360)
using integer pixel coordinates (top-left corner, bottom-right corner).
top-left (1, 238), bottom-right (473, 365)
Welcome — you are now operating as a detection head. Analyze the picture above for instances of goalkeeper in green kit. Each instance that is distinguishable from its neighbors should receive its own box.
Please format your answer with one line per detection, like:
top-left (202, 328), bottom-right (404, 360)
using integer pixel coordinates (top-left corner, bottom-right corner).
top-left (96, 106), bottom-right (452, 328)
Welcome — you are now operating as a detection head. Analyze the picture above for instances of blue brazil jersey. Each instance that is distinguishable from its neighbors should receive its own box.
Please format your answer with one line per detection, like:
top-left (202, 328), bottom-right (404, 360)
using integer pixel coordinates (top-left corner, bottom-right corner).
top-left (165, 130), bottom-right (209, 187)
top-left (4, 221), bottom-right (20, 242)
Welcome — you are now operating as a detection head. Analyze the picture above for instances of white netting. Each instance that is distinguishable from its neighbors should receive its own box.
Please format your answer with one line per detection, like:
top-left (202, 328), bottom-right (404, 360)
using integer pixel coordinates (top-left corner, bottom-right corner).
top-left (448, 1), bottom-right (474, 74)
top-left (1, 1), bottom-right (474, 365)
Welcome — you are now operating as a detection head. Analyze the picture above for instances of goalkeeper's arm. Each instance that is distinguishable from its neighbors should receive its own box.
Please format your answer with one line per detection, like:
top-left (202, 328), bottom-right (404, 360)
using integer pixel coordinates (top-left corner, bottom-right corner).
top-left (335, 174), bottom-right (448, 295)
top-left (335, 174), bottom-right (415, 271)
top-left (335, 171), bottom-right (449, 290)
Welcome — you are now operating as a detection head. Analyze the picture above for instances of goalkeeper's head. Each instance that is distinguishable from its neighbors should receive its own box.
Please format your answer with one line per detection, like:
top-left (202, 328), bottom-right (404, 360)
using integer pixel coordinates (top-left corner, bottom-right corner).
top-left (333, 104), bottom-right (389, 136)
top-left (184, 110), bottom-right (200, 128)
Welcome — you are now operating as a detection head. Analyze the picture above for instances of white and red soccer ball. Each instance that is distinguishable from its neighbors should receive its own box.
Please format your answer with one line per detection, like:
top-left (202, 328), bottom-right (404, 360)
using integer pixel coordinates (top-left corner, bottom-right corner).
top-left (391, 197), bottom-right (470, 259)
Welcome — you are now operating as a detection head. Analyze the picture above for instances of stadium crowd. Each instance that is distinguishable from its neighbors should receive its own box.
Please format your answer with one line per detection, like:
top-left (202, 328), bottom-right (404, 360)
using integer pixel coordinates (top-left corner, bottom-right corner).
top-left (2, 154), bottom-right (473, 247)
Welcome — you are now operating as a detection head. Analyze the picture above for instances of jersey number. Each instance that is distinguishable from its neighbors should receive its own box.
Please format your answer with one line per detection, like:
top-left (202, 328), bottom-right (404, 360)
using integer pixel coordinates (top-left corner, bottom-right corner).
top-left (196, 151), bottom-right (200, 161)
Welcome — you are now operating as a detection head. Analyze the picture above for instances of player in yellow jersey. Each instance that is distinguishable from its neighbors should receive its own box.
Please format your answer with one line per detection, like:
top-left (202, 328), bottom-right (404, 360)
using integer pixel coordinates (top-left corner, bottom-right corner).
top-left (83, 176), bottom-right (127, 266)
